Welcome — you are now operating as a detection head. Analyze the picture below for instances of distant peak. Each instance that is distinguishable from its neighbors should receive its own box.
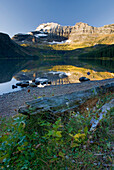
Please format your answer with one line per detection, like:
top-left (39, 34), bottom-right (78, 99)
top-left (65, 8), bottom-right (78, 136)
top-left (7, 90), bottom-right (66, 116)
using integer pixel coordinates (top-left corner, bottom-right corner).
top-left (75, 22), bottom-right (89, 27)
top-left (36, 22), bottom-right (60, 31)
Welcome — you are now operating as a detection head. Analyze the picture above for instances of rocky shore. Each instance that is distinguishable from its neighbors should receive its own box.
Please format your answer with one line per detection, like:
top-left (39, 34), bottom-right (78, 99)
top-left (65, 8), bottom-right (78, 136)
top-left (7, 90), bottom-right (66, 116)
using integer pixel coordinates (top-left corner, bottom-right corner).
top-left (0, 78), bottom-right (114, 118)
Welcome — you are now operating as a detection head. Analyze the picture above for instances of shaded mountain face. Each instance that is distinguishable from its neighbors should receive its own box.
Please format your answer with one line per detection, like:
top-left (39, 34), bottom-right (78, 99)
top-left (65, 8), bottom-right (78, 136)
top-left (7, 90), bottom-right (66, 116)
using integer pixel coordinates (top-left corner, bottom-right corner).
top-left (0, 33), bottom-right (29, 58)
top-left (12, 22), bottom-right (114, 45)
top-left (12, 22), bottom-right (70, 44)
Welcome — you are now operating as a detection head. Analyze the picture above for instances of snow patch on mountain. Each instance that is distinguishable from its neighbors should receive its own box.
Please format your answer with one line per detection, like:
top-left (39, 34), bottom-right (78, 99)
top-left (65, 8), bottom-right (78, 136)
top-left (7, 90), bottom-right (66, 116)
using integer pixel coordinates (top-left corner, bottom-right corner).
top-left (49, 39), bottom-right (71, 45)
top-left (35, 34), bottom-right (48, 38)
top-left (36, 22), bottom-right (60, 32)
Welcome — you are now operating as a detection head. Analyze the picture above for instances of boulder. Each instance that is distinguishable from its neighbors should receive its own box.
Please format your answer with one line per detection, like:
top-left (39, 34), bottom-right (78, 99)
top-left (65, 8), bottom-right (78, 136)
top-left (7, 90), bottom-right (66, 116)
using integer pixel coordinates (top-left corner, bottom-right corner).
top-left (16, 81), bottom-right (29, 87)
top-left (32, 79), bottom-right (35, 82)
top-left (48, 81), bottom-right (51, 85)
top-left (16, 82), bottom-right (22, 86)
top-left (35, 80), bottom-right (40, 85)
top-left (20, 82), bottom-right (29, 87)
top-left (41, 81), bottom-right (47, 85)
top-left (79, 77), bottom-right (90, 82)
top-left (29, 82), bottom-right (37, 87)
top-left (12, 85), bottom-right (17, 89)
top-left (35, 77), bottom-right (48, 85)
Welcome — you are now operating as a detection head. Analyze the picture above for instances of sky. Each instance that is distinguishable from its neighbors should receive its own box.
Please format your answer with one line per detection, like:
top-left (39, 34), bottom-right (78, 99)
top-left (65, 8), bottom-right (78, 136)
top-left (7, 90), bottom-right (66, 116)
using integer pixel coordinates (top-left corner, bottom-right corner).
top-left (0, 0), bottom-right (114, 37)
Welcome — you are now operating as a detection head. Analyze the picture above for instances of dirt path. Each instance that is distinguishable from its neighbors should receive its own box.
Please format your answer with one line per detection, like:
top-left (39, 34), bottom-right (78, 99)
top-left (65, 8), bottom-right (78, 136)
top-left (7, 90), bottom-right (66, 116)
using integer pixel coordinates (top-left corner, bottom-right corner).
top-left (0, 78), bottom-right (114, 117)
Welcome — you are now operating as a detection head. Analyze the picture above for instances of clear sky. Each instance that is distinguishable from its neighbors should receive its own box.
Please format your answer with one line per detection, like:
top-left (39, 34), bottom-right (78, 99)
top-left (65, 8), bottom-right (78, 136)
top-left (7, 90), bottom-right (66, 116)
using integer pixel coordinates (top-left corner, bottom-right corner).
top-left (0, 0), bottom-right (114, 37)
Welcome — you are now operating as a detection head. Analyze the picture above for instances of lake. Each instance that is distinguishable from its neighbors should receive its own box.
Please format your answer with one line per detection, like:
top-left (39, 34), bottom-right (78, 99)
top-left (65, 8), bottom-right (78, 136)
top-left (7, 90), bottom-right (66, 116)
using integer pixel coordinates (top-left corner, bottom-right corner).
top-left (0, 57), bottom-right (114, 95)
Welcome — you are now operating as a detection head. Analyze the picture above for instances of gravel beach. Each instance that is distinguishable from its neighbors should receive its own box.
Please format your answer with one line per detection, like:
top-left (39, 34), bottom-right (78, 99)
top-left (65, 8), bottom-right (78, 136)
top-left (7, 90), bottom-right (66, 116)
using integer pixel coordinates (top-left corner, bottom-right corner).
top-left (0, 78), bottom-right (114, 118)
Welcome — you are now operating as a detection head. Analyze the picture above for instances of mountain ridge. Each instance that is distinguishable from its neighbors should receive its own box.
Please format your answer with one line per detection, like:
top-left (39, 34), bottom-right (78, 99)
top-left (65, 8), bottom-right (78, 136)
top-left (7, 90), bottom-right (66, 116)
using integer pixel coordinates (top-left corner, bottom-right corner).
top-left (12, 22), bottom-right (114, 46)
top-left (0, 32), bottom-right (31, 58)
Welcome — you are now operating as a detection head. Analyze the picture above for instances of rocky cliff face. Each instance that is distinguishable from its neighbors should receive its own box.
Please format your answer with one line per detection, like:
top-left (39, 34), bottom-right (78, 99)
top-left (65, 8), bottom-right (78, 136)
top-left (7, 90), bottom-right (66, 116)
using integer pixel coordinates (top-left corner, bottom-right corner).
top-left (13, 23), bottom-right (72, 44)
top-left (35, 22), bottom-right (72, 39)
top-left (69, 22), bottom-right (114, 43)
top-left (71, 22), bottom-right (114, 35)
top-left (12, 22), bottom-right (114, 45)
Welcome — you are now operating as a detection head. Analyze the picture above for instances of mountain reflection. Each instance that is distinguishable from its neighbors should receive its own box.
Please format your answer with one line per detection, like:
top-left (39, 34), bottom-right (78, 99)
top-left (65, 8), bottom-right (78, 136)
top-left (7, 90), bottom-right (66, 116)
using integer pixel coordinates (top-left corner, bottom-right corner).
top-left (0, 57), bottom-right (114, 84)
top-left (0, 59), bottom-right (28, 83)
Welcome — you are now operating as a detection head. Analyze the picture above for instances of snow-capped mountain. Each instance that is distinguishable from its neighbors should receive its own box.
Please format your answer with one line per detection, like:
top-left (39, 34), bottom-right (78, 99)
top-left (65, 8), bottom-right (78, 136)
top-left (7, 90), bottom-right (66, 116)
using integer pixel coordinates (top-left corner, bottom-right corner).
top-left (35, 22), bottom-right (60, 32)
top-left (12, 22), bottom-right (114, 45)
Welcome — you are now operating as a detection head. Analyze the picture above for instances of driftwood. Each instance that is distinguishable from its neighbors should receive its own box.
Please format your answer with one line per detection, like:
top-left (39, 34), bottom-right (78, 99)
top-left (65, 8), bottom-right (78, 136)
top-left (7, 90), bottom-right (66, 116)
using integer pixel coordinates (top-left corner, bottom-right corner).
top-left (18, 82), bottom-right (114, 119)
top-left (90, 99), bottom-right (114, 131)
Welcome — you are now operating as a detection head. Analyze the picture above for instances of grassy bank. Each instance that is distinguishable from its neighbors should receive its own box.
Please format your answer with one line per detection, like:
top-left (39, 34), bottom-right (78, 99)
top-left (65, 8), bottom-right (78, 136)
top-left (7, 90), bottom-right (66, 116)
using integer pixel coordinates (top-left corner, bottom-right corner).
top-left (0, 92), bottom-right (114, 169)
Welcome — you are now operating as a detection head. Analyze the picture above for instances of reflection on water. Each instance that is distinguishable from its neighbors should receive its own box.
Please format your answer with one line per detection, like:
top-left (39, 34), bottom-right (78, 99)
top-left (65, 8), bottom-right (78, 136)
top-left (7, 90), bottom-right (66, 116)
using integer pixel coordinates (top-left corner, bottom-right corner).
top-left (0, 59), bottom-right (27, 83)
top-left (79, 58), bottom-right (114, 71)
top-left (0, 78), bottom-right (21, 95)
top-left (0, 57), bottom-right (114, 95)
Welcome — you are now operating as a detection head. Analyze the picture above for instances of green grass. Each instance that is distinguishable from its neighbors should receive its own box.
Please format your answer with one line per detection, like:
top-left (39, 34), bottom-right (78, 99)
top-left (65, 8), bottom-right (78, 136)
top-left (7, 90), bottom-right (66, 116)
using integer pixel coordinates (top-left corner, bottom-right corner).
top-left (47, 34), bottom-right (114, 51)
top-left (0, 93), bottom-right (114, 169)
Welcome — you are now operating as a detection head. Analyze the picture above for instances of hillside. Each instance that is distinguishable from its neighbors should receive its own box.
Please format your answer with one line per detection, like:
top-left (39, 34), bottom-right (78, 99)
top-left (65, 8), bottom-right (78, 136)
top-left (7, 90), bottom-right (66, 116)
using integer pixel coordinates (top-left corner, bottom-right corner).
top-left (1, 21), bottom-right (114, 59)
top-left (12, 22), bottom-right (114, 48)
top-left (78, 44), bottom-right (114, 59)
top-left (0, 33), bottom-right (30, 58)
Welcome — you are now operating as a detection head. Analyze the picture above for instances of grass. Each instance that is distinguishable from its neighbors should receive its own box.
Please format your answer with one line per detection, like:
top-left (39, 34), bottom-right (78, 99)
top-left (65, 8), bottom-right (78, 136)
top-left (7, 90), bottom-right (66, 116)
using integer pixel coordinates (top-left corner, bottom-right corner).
top-left (48, 43), bottom-right (89, 51)
top-left (0, 92), bottom-right (114, 169)
top-left (20, 34), bottom-right (114, 52)
top-left (47, 34), bottom-right (114, 51)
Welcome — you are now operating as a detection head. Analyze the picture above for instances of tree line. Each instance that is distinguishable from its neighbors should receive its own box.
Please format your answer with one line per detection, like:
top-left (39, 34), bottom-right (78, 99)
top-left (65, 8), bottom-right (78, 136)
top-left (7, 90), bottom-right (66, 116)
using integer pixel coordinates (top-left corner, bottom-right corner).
top-left (79, 44), bottom-right (114, 59)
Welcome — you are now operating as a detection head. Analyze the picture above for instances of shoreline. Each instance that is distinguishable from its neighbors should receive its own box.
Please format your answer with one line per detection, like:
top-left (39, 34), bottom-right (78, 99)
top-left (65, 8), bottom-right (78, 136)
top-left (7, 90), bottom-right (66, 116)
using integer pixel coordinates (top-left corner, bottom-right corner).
top-left (0, 78), bottom-right (114, 118)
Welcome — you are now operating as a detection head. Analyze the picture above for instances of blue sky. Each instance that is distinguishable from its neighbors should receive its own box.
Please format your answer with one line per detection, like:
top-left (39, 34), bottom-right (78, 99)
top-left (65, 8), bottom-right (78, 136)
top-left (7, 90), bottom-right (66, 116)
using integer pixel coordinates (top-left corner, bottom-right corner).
top-left (0, 0), bottom-right (114, 37)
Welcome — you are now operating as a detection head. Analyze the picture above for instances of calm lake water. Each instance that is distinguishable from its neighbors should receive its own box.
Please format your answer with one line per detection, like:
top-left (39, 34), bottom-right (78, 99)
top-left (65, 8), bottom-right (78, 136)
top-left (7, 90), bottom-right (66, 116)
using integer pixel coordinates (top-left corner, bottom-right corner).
top-left (0, 57), bottom-right (114, 95)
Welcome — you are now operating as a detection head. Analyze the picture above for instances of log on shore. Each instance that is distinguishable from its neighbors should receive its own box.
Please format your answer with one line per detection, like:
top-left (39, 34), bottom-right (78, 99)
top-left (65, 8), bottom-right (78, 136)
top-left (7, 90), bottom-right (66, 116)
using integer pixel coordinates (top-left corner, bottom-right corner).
top-left (18, 82), bottom-right (114, 119)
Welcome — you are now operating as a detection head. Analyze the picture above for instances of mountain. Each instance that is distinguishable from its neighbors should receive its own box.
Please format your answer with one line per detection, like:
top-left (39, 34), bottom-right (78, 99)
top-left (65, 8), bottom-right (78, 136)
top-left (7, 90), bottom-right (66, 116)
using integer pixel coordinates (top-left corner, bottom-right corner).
top-left (0, 32), bottom-right (30, 58)
top-left (12, 22), bottom-right (114, 46)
